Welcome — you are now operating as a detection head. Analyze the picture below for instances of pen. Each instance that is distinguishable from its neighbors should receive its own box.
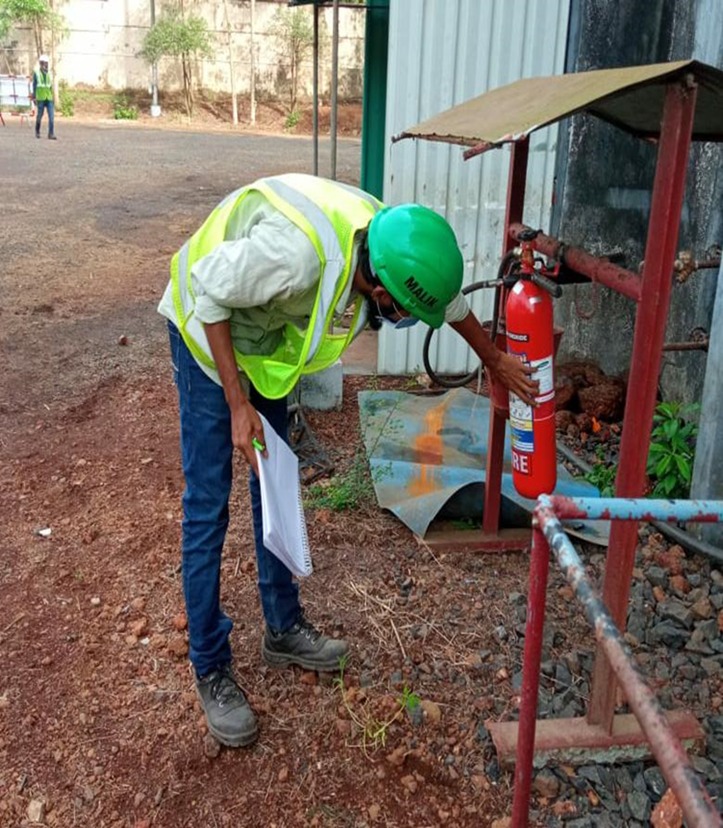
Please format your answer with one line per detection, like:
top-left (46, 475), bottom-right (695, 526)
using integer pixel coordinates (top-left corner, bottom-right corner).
top-left (252, 437), bottom-right (266, 452)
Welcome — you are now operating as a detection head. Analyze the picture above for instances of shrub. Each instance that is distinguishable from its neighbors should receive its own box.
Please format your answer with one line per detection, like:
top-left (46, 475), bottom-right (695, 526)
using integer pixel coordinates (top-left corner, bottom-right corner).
top-left (113, 93), bottom-right (138, 120)
top-left (58, 80), bottom-right (74, 117)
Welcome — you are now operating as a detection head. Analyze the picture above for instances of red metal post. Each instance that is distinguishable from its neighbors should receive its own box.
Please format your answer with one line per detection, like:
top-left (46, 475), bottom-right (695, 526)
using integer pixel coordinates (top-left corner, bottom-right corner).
top-left (511, 524), bottom-right (550, 828)
top-left (588, 77), bottom-right (698, 729)
top-left (483, 138), bottom-right (528, 534)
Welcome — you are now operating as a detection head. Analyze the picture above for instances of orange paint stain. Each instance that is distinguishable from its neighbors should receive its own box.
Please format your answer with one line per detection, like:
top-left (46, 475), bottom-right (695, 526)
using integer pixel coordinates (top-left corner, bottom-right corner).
top-left (409, 400), bottom-right (447, 497)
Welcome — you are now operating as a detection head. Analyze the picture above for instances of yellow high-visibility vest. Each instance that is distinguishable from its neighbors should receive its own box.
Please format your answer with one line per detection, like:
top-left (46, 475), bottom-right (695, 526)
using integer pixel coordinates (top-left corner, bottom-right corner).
top-left (33, 70), bottom-right (53, 101)
top-left (171, 174), bottom-right (382, 398)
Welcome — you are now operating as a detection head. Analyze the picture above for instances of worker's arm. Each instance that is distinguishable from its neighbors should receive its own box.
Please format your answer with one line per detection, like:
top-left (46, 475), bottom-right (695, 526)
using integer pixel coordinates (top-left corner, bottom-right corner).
top-left (449, 311), bottom-right (538, 405)
top-left (204, 320), bottom-right (265, 475)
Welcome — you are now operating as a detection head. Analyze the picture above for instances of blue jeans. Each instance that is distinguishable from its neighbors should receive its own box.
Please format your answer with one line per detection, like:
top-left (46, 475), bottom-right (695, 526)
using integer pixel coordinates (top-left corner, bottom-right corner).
top-left (35, 100), bottom-right (55, 137)
top-left (168, 322), bottom-right (300, 676)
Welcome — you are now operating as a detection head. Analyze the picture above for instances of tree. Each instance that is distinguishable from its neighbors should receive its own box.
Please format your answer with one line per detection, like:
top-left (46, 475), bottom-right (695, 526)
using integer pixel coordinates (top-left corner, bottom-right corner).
top-left (0, 0), bottom-right (65, 63)
top-left (269, 6), bottom-right (314, 114)
top-left (140, 7), bottom-right (213, 118)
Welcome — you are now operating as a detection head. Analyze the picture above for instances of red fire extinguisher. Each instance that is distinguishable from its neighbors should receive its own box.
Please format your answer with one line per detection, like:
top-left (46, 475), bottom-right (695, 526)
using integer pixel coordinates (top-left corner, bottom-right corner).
top-left (505, 236), bottom-right (560, 499)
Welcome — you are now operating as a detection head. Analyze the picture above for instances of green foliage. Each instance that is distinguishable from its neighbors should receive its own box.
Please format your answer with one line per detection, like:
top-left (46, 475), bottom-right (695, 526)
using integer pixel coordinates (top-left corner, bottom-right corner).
top-left (58, 79), bottom-right (74, 116)
top-left (140, 7), bottom-right (214, 117)
top-left (584, 446), bottom-right (617, 497)
top-left (0, 0), bottom-right (66, 55)
top-left (269, 7), bottom-right (314, 111)
top-left (398, 685), bottom-right (421, 716)
top-left (140, 8), bottom-right (213, 63)
top-left (112, 92), bottom-right (138, 120)
top-left (304, 451), bottom-right (376, 512)
top-left (646, 401), bottom-right (699, 498)
top-left (284, 108), bottom-right (300, 131)
top-left (334, 656), bottom-right (421, 755)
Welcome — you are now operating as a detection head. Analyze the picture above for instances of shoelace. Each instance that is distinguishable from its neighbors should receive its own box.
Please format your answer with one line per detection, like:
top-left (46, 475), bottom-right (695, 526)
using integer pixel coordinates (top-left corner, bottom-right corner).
top-left (209, 668), bottom-right (244, 706)
top-left (296, 616), bottom-right (321, 643)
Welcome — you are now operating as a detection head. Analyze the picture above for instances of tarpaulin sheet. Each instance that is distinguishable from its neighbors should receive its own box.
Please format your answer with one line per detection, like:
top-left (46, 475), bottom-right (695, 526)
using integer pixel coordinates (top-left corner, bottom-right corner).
top-left (359, 388), bottom-right (609, 545)
top-left (395, 60), bottom-right (723, 150)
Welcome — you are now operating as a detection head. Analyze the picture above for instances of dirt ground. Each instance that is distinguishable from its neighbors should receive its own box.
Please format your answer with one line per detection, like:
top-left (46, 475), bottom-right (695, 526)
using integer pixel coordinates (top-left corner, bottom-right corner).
top-left (0, 114), bottom-right (677, 828)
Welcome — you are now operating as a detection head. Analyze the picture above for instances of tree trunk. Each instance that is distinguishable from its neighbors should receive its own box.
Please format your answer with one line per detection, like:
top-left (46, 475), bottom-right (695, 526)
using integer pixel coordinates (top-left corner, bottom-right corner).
top-left (222, 0), bottom-right (238, 125)
top-left (249, 0), bottom-right (256, 125)
top-left (182, 55), bottom-right (192, 117)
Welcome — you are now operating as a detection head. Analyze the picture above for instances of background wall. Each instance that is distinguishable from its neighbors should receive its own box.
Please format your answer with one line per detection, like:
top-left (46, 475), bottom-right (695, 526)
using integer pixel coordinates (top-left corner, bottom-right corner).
top-left (552, 0), bottom-right (723, 403)
top-left (1, 0), bottom-right (366, 101)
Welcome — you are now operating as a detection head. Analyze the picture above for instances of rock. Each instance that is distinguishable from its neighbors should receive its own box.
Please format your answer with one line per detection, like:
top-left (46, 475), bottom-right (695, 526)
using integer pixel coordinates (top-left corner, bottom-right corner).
top-left (655, 546), bottom-right (686, 575)
top-left (490, 818), bottom-right (511, 828)
top-left (172, 613), bottom-right (187, 631)
top-left (651, 788), bottom-right (683, 828)
top-left (556, 409), bottom-right (577, 431)
top-left (203, 733), bottom-right (221, 758)
top-left (420, 699), bottom-right (441, 725)
top-left (27, 800), bottom-right (46, 823)
top-left (627, 790), bottom-right (651, 821)
top-left (368, 803), bottom-right (381, 822)
top-left (578, 378), bottom-right (625, 421)
top-left (691, 597), bottom-right (713, 620)
top-left (532, 768), bottom-right (560, 798)
top-left (278, 766), bottom-right (289, 782)
top-left (130, 618), bottom-right (149, 638)
top-left (400, 774), bottom-right (417, 793)
top-left (658, 599), bottom-right (693, 629)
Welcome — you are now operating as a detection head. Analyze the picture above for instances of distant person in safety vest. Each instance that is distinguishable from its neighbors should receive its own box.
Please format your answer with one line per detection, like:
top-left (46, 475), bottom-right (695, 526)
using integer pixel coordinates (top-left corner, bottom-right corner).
top-left (157, 173), bottom-right (537, 748)
top-left (31, 55), bottom-right (56, 140)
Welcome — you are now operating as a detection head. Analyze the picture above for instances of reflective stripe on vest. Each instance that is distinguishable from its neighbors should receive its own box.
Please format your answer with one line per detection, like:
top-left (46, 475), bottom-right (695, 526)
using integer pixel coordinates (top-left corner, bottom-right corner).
top-left (170, 175), bottom-right (382, 397)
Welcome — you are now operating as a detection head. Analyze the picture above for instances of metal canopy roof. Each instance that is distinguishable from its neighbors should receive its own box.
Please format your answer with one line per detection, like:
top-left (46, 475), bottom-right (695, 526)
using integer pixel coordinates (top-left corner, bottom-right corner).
top-left (394, 60), bottom-right (723, 151)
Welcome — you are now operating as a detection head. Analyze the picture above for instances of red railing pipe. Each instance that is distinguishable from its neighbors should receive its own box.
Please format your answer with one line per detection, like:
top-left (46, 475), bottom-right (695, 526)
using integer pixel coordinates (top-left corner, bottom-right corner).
top-left (508, 223), bottom-right (642, 302)
top-left (511, 523), bottom-right (551, 827)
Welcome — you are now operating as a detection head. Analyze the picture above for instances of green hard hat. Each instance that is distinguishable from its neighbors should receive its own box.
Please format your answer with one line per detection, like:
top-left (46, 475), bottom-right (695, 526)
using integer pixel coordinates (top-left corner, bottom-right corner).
top-left (367, 204), bottom-right (463, 329)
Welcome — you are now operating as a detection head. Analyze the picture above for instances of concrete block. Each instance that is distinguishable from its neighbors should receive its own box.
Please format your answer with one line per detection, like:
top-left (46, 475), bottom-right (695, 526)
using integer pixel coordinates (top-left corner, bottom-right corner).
top-left (299, 359), bottom-right (343, 410)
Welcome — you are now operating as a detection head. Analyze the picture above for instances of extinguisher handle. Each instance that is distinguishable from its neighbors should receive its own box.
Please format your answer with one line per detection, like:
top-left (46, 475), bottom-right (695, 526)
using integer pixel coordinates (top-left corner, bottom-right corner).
top-left (531, 271), bottom-right (563, 298)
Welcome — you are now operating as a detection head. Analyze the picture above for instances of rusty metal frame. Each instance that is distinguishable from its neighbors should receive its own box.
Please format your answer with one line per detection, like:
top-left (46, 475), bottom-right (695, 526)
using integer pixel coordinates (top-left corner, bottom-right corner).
top-left (504, 494), bottom-right (723, 828)
top-left (475, 76), bottom-right (702, 742)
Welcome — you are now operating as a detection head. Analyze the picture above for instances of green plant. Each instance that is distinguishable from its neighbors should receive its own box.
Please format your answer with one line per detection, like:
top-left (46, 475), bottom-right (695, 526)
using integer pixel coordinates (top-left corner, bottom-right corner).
top-left (112, 93), bottom-right (138, 120)
top-left (58, 79), bottom-right (74, 116)
top-left (646, 401), bottom-right (699, 498)
top-left (269, 6), bottom-right (314, 112)
top-left (0, 0), bottom-right (67, 56)
top-left (304, 451), bottom-right (376, 512)
top-left (333, 656), bottom-right (420, 755)
top-left (284, 109), bottom-right (300, 130)
top-left (584, 446), bottom-right (617, 497)
top-left (140, 6), bottom-right (213, 117)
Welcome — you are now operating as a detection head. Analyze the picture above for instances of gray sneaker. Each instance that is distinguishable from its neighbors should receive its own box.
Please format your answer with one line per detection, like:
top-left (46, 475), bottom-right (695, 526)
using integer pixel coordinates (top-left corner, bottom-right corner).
top-left (195, 664), bottom-right (258, 747)
top-left (262, 615), bottom-right (349, 672)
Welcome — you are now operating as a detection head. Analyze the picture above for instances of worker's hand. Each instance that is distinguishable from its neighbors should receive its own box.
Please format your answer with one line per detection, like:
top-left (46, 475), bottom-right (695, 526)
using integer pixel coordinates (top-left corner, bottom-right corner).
top-left (489, 352), bottom-right (539, 405)
top-left (230, 399), bottom-right (266, 476)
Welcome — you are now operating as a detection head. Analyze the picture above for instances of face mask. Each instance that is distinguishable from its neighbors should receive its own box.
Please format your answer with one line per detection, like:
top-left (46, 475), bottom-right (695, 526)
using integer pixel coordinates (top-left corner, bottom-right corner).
top-left (374, 300), bottom-right (419, 330)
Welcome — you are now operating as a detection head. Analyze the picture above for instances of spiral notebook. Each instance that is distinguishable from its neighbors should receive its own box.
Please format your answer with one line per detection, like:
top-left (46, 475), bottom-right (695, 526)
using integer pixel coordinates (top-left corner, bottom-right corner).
top-left (255, 413), bottom-right (313, 577)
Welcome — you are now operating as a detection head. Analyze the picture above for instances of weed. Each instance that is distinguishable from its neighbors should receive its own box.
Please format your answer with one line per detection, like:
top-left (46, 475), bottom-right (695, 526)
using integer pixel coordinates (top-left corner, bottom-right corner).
top-left (58, 81), bottom-right (75, 117)
top-left (113, 93), bottom-right (138, 120)
top-left (584, 445), bottom-right (617, 496)
top-left (304, 450), bottom-right (375, 511)
top-left (333, 657), bottom-right (420, 755)
top-left (646, 401), bottom-right (699, 498)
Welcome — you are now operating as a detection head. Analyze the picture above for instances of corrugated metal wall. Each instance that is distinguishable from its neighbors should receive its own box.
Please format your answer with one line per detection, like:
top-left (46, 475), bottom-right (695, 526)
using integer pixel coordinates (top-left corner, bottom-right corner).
top-left (378, 0), bottom-right (571, 375)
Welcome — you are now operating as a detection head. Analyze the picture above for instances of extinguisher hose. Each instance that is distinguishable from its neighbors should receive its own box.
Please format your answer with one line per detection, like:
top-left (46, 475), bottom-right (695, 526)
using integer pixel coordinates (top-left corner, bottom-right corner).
top-left (422, 251), bottom-right (518, 388)
top-left (555, 440), bottom-right (723, 566)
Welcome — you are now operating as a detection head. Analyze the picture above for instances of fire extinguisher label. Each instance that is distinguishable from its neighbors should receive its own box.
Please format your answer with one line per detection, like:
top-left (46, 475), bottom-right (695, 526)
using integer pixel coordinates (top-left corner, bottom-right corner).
top-left (530, 355), bottom-right (554, 403)
top-left (509, 394), bottom-right (534, 453)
